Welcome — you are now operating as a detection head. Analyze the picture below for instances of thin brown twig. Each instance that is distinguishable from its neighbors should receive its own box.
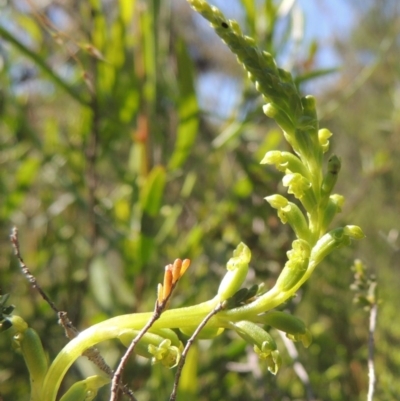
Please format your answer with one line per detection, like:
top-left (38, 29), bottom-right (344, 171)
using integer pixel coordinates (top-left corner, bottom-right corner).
top-left (10, 227), bottom-right (136, 400)
top-left (110, 298), bottom-right (170, 401)
top-left (169, 302), bottom-right (225, 401)
top-left (10, 227), bottom-right (60, 315)
top-left (58, 312), bottom-right (114, 378)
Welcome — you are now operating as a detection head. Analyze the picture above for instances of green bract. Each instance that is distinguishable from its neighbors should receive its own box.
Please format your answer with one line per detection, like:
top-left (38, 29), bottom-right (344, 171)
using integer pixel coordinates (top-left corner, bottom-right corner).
top-left (217, 242), bottom-right (251, 301)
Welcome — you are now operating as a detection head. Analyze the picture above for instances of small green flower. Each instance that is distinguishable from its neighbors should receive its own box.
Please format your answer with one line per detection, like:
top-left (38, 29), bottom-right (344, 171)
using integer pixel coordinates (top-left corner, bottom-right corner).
top-left (287, 329), bottom-right (313, 348)
top-left (282, 173), bottom-right (311, 199)
top-left (265, 195), bottom-right (311, 242)
top-left (261, 150), bottom-right (309, 177)
top-left (254, 347), bottom-right (281, 375)
top-left (282, 172), bottom-right (318, 213)
top-left (275, 240), bottom-right (311, 291)
top-left (318, 128), bottom-right (333, 153)
top-left (148, 339), bottom-right (182, 368)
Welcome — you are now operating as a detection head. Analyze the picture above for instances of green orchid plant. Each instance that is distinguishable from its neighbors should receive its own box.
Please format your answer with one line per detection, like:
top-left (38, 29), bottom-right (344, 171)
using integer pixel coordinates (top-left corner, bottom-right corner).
top-left (1, 1), bottom-right (364, 400)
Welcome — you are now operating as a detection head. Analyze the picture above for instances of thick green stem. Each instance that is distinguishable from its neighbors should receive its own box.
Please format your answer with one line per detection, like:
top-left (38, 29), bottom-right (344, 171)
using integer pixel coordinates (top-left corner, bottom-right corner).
top-left (42, 299), bottom-right (217, 400)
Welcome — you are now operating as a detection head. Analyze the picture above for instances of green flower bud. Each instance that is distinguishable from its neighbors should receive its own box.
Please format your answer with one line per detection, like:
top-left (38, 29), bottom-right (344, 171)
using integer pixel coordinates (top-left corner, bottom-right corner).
top-left (318, 128), bottom-right (332, 153)
top-left (260, 150), bottom-right (309, 177)
top-left (233, 320), bottom-right (277, 351)
top-left (229, 19), bottom-right (242, 36)
top-left (261, 311), bottom-right (305, 334)
top-left (343, 225), bottom-right (365, 239)
top-left (260, 311), bottom-right (312, 348)
top-left (261, 51), bottom-right (279, 73)
top-left (263, 103), bottom-right (295, 135)
top-left (9, 315), bottom-right (28, 333)
top-left (265, 195), bottom-right (311, 242)
top-left (310, 226), bottom-right (365, 267)
top-left (276, 240), bottom-right (311, 291)
top-left (277, 67), bottom-right (295, 84)
top-left (322, 155), bottom-right (341, 197)
top-left (217, 242), bottom-right (251, 301)
top-left (59, 375), bottom-right (110, 401)
top-left (320, 194), bottom-right (344, 233)
top-left (298, 96), bottom-right (318, 132)
top-left (264, 194), bottom-right (288, 210)
top-left (187, 0), bottom-right (217, 17)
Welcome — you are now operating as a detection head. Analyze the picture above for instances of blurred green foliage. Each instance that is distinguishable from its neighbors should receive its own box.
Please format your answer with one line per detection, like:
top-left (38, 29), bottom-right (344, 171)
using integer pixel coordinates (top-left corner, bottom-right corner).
top-left (0, 0), bottom-right (399, 400)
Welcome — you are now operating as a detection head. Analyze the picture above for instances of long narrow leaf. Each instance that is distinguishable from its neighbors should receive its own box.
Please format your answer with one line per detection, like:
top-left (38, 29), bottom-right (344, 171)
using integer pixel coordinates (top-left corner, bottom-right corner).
top-left (168, 38), bottom-right (199, 170)
top-left (0, 26), bottom-right (89, 106)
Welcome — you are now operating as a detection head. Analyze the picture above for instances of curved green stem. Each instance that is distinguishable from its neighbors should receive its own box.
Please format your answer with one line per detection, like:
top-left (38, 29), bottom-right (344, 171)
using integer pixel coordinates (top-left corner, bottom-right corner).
top-left (42, 299), bottom-right (217, 400)
top-left (43, 257), bottom-right (321, 400)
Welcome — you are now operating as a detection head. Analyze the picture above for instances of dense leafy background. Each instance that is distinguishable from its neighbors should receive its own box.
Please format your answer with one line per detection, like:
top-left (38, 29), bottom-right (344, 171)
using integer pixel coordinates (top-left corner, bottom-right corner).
top-left (0, 0), bottom-right (399, 400)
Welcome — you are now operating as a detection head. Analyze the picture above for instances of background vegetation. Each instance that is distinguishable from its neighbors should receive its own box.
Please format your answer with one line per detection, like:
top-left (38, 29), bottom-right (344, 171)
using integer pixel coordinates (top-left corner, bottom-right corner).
top-left (0, 0), bottom-right (399, 400)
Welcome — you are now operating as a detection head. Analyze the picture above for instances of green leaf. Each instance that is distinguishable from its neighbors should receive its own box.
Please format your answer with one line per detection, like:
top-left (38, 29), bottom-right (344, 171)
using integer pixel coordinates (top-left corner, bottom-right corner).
top-left (138, 233), bottom-right (155, 266)
top-left (168, 38), bottom-right (199, 170)
top-left (89, 257), bottom-right (113, 311)
top-left (140, 2), bottom-right (157, 105)
top-left (140, 165), bottom-right (166, 216)
top-left (239, 0), bottom-right (256, 35)
top-left (212, 121), bottom-right (244, 149)
top-left (295, 67), bottom-right (339, 86)
top-left (155, 204), bottom-right (183, 244)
